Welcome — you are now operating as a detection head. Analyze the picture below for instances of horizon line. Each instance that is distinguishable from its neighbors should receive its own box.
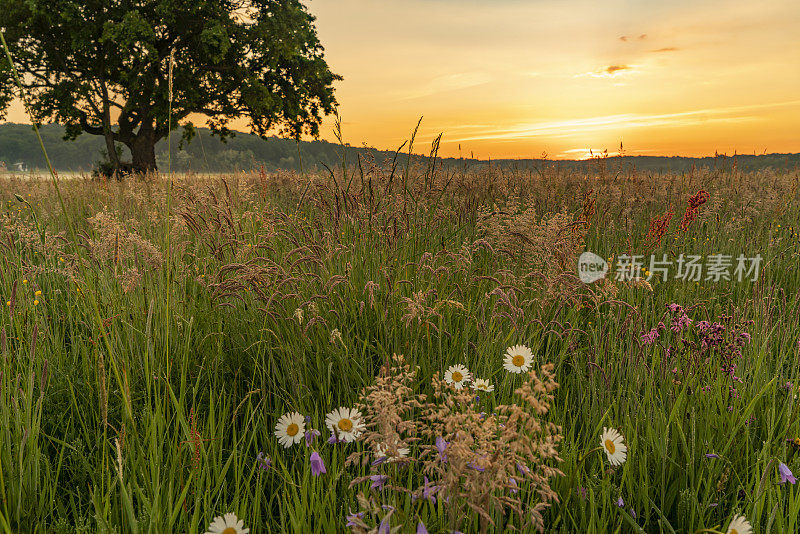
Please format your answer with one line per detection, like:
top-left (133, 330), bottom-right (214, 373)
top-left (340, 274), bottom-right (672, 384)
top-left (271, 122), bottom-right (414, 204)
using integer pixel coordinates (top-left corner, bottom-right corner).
top-left (1, 121), bottom-right (798, 163)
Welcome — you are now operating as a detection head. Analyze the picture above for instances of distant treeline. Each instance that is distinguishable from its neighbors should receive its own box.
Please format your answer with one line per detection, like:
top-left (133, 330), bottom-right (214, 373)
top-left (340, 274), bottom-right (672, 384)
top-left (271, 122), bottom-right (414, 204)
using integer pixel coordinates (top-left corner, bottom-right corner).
top-left (1, 122), bottom-right (798, 174)
top-left (0, 123), bottom-right (393, 173)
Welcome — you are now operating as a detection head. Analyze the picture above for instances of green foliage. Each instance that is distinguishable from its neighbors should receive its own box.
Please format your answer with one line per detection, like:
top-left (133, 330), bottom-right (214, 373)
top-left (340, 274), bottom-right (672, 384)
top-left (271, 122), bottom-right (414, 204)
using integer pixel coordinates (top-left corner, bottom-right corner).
top-left (0, 0), bottom-right (340, 172)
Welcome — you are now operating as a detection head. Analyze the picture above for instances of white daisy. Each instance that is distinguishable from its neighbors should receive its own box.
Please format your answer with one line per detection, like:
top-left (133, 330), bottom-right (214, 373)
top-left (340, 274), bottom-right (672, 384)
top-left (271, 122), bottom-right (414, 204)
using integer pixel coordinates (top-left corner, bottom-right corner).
top-left (726, 515), bottom-right (752, 534)
top-left (600, 427), bottom-right (627, 466)
top-left (274, 412), bottom-right (305, 448)
top-left (375, 443), bottom-right (410, 462)
top-left (325, 407), bottom-right (365, 442)
top-left (472, 378), bottom-right (495, 392)
top-left (503, 345), bottom-right (534, 374)
top-left (204, 512), bottom-right (250, 534)
top-left (444, 364), bottom-right (471, 389)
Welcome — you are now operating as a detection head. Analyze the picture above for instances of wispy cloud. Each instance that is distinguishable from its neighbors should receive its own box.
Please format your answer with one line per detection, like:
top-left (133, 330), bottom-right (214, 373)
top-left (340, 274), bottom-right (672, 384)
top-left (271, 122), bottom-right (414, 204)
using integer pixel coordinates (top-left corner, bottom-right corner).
top-left (575, 64), bottom-right (636, 79)
top-left (401, 72), bottom-right (491, 100)
top-left (605, 65), bottom-right (629, 74)
top-left (447, 100), bottom-right (800, 143)
top-left (650, 47), bottom-right (679, 53)
top-left (619, 34), bottom-right (647, 42)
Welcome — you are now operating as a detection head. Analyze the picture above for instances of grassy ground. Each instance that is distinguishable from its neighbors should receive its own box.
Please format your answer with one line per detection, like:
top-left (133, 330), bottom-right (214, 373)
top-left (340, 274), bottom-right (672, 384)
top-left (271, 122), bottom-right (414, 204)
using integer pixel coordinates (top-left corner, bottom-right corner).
top-left (1, 158), bottom-right (799, 533)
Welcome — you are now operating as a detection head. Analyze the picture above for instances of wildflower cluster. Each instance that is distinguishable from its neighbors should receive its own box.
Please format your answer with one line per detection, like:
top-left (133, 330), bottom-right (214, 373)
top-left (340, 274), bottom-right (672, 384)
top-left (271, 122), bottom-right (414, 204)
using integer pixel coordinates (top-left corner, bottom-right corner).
top-left (641, 303), bottom-right (753, 390)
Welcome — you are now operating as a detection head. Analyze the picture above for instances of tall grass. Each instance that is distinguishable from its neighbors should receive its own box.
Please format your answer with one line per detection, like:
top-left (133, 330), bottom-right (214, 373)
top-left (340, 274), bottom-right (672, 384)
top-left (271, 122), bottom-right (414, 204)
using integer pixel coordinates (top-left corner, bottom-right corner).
top-left (0, 153), bottom-right (799, 532)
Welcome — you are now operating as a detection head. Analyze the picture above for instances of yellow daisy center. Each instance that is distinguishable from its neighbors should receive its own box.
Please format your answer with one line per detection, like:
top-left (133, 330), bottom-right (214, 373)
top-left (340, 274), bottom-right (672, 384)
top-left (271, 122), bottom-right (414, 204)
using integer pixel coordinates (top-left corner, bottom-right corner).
top-left (730, 530), bottom-right (738, 534)
top-left (605, 439), bottom-right (616, 454)
top-left (512, 354), bottom-right (525, 367)
top-left (286, 423), bottom-right (299, 437)
top-left (338, 418), bottom-right (353, 432)
top-left (221, 528), bottom-right (237, 534)
top-left (452, 371), bottom-right (463, 382)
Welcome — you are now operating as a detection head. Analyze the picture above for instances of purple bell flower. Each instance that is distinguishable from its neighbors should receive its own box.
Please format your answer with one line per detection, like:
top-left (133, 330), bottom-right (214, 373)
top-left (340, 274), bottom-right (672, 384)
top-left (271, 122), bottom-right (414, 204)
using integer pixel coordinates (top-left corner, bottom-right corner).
top-left (310, 451), bottom-right (326, 476)
top-left (370, 474), bottom-right (389, 490)
top-left (779, 462), bottom-right (797, 484)
top-left (256, 451), bottom-right (272, 470)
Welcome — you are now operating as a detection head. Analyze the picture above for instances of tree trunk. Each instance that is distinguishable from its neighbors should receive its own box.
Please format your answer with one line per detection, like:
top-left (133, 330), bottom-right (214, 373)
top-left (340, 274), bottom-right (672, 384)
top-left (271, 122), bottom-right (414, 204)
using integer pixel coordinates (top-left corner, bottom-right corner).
top-left (100, 81), bottom-right (122, 173)
top-left (129, 134), bottom-right (158, 174)
top-left (103, 132), bottom-right (121, 171)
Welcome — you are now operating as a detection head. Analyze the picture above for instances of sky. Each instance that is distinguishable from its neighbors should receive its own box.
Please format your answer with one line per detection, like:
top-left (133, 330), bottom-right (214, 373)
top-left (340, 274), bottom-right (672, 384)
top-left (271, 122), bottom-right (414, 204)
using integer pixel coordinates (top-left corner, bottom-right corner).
top-left (304, 0), bottom-right (800, 159)
top-left (4, 0), bottom-right (800, 159)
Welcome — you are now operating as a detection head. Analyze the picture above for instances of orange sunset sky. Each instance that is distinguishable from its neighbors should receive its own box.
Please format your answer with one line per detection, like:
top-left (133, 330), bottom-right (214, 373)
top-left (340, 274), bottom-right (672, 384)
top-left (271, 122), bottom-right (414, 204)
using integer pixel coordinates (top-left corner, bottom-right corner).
top-left (4, 0), bottom-right (800, 159)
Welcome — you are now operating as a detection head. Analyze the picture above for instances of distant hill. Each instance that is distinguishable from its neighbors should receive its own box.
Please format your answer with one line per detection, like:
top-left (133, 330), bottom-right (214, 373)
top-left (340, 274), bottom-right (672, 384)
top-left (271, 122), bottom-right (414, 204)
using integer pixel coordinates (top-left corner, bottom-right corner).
top-left (1, 122), bottom-right (798, 174)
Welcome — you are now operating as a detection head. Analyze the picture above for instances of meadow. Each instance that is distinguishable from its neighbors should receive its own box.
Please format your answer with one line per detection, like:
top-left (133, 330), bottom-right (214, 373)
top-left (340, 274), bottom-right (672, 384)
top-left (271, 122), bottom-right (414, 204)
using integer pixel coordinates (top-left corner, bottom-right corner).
top-left (1, 153), bottom-right (799, 533)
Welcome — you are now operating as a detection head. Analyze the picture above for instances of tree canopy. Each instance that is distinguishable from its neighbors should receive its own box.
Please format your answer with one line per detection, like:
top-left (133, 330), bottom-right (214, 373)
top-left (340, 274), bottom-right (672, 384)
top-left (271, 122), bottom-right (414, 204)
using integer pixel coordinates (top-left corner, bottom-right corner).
top-left (0, 0), bottom-right (340, 174)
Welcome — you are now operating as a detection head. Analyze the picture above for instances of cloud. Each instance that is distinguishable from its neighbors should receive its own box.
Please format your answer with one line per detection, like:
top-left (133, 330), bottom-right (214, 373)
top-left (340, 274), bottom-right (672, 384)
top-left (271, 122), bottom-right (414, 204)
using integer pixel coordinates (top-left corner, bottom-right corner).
top-left (446, 99), bottom-right (800, 143)
top-left (575, 64), bottom-right (636, 79)
top-left (401, 72), bottom-right (491, 99)
top-left (650, 47), bottom-right (679, 53)
top-left (605, 65), bottom-right (629, 74)
top-left (619, 33), bottom-right (647, 42)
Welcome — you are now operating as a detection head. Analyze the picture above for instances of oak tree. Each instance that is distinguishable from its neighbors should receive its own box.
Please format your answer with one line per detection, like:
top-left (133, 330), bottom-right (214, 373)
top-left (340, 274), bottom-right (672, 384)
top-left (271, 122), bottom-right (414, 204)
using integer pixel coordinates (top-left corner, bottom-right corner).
top-left (0, 0), bottom-right (340, 174)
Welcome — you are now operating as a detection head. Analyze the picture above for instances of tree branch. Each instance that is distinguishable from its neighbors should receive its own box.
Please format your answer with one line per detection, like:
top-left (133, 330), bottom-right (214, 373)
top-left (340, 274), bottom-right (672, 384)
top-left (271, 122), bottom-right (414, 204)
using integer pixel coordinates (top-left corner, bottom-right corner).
top-left (78, 110), bottom-right (105, 136)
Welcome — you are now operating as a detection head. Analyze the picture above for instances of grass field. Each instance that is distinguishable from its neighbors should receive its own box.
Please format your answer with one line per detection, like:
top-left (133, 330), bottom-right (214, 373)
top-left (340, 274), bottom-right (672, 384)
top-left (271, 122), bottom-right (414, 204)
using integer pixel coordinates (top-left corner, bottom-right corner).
top-left (1, 157), bottom-right (799, 533)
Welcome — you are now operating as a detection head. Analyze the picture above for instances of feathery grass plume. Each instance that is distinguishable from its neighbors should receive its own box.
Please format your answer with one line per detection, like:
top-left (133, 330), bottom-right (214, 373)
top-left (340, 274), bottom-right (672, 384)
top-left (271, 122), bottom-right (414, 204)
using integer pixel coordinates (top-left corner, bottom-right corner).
top-left (421, 364), bottom-right (562, 532)
top-left (97, 353), bottom-right (108, 428)
top-left (1, 214), bottom-right (75, 279)
top-left (29, 322), bottom-right (38, 362)
top-left (476, 200), bottom-right (588, 307)
top-left (329, 328), bottom-right (343, 345)
top-left (121, 361), bottom-right (132, 412)
top-left (86, 209), bottom-right (162, 267)
top-left (625, 278), bottom-right (653, 292)
top-left (347, 355), bottom-right (562, 532)
top-left (347, 354), bottom-right (425, 471)
top-left (114, 437), bottom-right (124, 483)
top-left (38, 359), bottom-right (48, 397)
top-left (401, 289), bottom-right (441, 328)
top-left (364, 280), bottom-right (379, 308)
